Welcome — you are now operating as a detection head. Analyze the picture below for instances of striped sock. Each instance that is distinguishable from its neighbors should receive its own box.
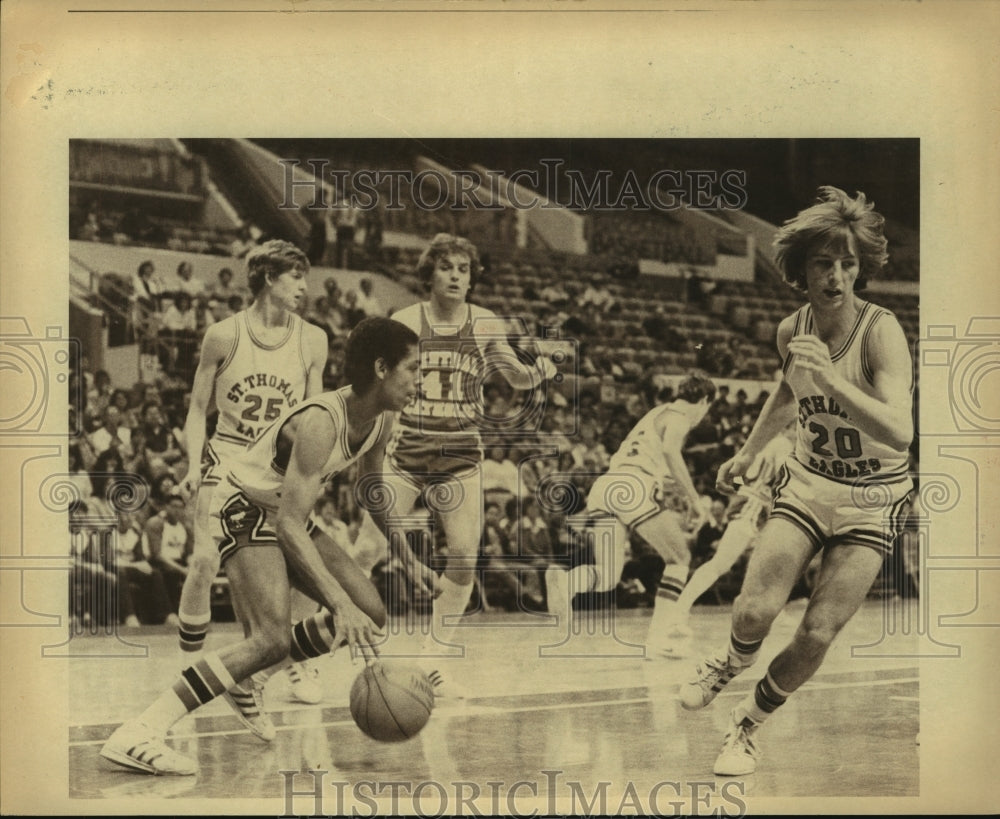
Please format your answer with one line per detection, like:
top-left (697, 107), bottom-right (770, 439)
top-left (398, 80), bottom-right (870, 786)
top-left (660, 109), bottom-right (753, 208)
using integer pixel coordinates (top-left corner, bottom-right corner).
top-left (141, 652), bottom-right (236, 735)
top-left (657, 564), bottom-right (688, 603)
top-left (739, 670), bottom-right (792, 724)
top-left (290, 610), bottom-right (340, 661)
top-left (728, 630), bottom-right (763, 668)
top-left (177, 611), bottom-right (211, 653)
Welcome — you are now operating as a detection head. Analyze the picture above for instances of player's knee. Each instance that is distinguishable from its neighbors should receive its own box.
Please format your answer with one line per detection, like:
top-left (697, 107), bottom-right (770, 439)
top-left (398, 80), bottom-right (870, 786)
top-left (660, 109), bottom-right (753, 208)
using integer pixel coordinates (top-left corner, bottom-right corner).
top-left (795, 615), bottom-right (841, 655)
top-left (733, 593), bottom-right (782, 633)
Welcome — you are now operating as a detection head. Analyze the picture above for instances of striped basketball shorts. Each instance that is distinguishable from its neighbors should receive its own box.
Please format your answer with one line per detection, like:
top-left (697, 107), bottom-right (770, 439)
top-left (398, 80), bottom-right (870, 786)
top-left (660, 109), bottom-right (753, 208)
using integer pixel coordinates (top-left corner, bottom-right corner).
top-left (387, 432), bottom-right (483, 493)
top-left (770, 457), bottom-right (913, 556)
top-left (208, 476), bottom-right (315, 565)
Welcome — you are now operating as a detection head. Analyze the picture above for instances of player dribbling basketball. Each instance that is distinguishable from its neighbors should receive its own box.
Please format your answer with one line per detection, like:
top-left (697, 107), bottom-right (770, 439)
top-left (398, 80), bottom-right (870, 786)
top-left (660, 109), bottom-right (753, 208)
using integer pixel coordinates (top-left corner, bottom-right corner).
top-left (100, 318), bottom-right (420, 775)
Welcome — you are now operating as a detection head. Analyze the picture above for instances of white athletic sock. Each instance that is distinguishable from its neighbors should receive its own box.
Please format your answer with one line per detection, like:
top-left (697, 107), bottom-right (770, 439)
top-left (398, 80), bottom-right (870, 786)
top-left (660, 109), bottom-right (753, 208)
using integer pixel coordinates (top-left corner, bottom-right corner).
top-left (141, 652), bottom-right (237, 735)
top-left (648, 564), bottom-right (688, 635)
top-left (422, 576), bottom-right (474, 652)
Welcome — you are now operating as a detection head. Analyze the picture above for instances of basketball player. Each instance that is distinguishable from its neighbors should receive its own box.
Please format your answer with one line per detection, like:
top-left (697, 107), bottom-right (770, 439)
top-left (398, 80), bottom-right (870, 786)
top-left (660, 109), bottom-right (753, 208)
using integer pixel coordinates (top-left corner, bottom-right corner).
top-left (100, 317), bottom-right (420, 775)
top-left (350, 233), bottom-right (557, 698)
top-left (544, 373), bottom-right (717, 656)
top-left (176, 239), bottom-right (328, 732)
top-left (656, 425), bottom-right (795, 659)
top-left (680, 187), bottom-right (914, 776)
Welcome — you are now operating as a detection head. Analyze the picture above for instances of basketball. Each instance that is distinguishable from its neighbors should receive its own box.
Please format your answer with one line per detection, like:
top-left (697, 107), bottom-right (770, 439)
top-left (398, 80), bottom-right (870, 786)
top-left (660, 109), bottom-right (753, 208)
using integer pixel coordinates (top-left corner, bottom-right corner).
top-left (349, 662), bottom-right (434, 742)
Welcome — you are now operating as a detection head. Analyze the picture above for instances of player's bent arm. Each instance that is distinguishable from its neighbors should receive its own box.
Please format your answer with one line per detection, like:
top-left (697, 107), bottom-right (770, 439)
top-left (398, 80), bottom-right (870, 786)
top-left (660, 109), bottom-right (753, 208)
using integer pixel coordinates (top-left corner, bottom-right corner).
top-left (802, 317), bottom-right (913, 451)
top-left (660, 413), bottom-right (701, 512)
top-left (275, 409), bottom-right (357, 609)
top-left (180, 322), bottom-right (234, 493)
top-left (740, 381), bottom-right (798, 462)
top-left (353, 417), bottom-right (396, 542)
top-left (739, 316), bottom-right (799, 460)
top-left (303, 323), bottom-right (329, 399)
top-left (474, 306), bottom-right (555, 391)
top-left (275, 409), bottom-right (381, 647)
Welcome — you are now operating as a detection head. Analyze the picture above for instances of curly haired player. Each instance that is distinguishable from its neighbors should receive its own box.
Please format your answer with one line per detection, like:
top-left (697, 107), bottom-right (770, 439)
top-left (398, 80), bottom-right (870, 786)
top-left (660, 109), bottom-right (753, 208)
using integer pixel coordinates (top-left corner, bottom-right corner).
top-left (680, 187), bottom-right (914, 776)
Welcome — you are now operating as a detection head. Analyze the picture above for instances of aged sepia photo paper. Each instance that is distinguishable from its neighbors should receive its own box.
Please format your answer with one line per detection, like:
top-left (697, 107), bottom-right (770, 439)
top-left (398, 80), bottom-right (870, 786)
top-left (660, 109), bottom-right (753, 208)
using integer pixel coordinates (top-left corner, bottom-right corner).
top-left (2, 1), bottom-right (998, 815)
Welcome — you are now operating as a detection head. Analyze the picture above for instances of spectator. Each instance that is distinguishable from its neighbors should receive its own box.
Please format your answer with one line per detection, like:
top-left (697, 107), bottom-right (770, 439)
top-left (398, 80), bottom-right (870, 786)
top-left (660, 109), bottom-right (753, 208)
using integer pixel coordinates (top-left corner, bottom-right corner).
top-left (89, 447), bottom-right (127, 499)
top-left (363, 208), bottom-right (384, 259)
top-left (77, 208), bottom-right (103, 242)
top-left (141, 490), bottom-right (193, 613)
top-left (230, 223), bottom-right (259, 259)
top-left (69, 501), bottom-right (123, 629)
top-left (139, 401), bottom-right (185, 475)
top-left (88, 405), bottom-right (133, 459)
top-left (308, 295), bottom-right (347, 341)
top-left (174, 261), bottom-right (207, 302)
top-left (112, 511), bottom-right (177, 626)
top-left (130, 260), bottom-right (163, 349)
top-left (482, 445), bottom-right (520, 503)
top-left (312, 495), bottom-right (353, 553)
top-left (355, 277), bottom-right (385, 317)
top-left (161, 292), bottom-right (198, 333)
top-left (341, 289), bottom-right (366, 330)
top-left (690, 496), bottom-right (730, 576)
top-left (478, 501), bottom-right (519, 611)
top-left (86, 369), bottom-right (114, 420)
top-left (580, 276), bottom-right (616, 312)
top-left (570, 420), bottom-right (610, 471)
top-left (67, 444), bottom-right (94, 504)
top-left (333, 197), bottom-right (360, 268)
top-left (502, 496), bottom-right (549, 609)
top-left (210, 266), bottom-right (238, 302)
top-left (159, 292), bottom-right (199, 376)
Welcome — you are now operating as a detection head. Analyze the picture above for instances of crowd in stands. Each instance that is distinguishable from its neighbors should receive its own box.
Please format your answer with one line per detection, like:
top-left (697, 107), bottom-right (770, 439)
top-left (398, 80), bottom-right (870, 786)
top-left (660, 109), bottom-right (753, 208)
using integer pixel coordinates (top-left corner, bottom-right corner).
top-left (70, 196), bottom-right (919, 629)
top-left (72, 200), bottom-right (261, 259)
top-left (587, 212), bottom-right (717, 266)
top-left (66, 327), bottom-right (783, 631)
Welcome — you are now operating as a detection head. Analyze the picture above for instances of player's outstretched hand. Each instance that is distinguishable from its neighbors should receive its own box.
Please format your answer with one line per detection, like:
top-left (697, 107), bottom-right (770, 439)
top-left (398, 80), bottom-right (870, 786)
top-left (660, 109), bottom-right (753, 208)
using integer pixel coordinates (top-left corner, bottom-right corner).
top-left (716, 452), bottom-right (753, 495)
top-left (329, 594), bottom-right (385, 662)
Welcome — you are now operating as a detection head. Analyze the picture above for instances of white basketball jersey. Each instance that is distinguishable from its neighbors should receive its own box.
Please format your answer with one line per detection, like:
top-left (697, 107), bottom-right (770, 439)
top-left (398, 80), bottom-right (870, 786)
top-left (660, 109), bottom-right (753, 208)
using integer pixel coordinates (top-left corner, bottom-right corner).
top-left (226, 388), bottom-right (388, 512)
top-left (783, 301), bottom-right (911, 485)
top-left (607, 404), bottom-right (688, 480)
top-left (212, 311), bottom-right (311, 449)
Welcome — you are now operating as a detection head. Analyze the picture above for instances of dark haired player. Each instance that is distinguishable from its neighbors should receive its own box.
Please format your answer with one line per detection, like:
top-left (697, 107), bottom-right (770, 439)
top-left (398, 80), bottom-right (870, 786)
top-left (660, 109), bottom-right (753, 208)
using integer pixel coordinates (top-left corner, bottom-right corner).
top-left (101, 318), bottom-right (421, 775)
top-left (681, 187), bottom-right (915, 776)
top-left (544, 373), bottom-right (717, 656)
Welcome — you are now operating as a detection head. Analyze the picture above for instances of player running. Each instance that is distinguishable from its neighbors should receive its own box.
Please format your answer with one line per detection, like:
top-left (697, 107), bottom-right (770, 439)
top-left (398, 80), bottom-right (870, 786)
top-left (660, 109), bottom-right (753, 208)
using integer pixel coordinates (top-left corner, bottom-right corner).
top-left (680, 187), bottom-right (915, 776)
top-left (544, 373), bottom-right (716, 657)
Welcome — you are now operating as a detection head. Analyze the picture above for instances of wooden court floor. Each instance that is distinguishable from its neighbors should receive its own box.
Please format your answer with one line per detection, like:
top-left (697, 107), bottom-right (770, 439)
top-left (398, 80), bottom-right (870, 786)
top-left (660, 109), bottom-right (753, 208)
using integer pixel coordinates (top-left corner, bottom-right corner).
top-left (68, 599), bottom-right (919, 808)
